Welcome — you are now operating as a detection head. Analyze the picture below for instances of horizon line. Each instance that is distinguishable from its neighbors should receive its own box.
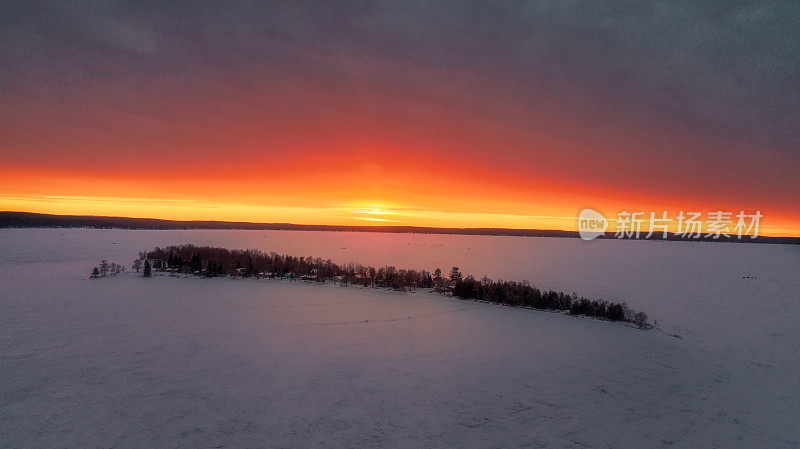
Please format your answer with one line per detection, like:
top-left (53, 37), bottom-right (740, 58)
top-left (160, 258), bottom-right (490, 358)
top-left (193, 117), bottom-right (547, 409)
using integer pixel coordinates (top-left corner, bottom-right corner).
top-left (2, 211), bottom-right (799, 244)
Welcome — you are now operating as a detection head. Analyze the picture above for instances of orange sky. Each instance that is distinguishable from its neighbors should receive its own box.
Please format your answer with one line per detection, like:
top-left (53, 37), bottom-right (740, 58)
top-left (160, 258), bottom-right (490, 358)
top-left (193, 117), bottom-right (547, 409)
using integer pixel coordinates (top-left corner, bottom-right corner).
top-left (1, 3), bottom-right (798, 236)
top-left (2, 154), bottom-right (797, 236)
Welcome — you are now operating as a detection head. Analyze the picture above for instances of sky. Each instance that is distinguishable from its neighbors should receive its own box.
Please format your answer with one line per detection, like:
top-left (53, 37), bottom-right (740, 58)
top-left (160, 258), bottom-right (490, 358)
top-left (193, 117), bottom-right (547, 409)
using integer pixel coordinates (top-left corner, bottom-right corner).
top-left (1, 1), bottom-right (798, 235)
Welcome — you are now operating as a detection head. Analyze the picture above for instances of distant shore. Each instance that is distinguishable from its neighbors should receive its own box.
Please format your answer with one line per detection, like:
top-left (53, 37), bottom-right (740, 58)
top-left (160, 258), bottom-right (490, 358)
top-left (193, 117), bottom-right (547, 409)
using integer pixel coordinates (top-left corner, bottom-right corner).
top-left (3, 211), bottom-right (799, 244)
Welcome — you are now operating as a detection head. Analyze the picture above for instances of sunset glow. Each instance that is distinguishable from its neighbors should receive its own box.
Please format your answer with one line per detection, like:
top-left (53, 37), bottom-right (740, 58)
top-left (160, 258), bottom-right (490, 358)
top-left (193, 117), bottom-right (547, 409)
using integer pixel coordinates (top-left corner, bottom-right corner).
top-left (1, 3), bottom-right (798, 236)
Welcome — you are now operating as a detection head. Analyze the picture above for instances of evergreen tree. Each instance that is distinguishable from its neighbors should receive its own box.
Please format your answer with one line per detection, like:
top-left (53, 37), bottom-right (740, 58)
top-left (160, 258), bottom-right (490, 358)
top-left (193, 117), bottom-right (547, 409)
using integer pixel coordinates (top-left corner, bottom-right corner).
top-left (449, 266), bottom-right (462, 284)
top-left (433, 268), bottom-right (443, 288)
top-left (143, 259), bottom-right (152, 277)
top-left (190, 254), bottom-right (201, 273)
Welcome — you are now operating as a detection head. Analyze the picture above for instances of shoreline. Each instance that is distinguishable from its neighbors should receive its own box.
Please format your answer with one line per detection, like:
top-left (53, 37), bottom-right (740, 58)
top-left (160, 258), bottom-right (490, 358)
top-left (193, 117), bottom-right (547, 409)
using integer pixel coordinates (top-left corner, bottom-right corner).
top-left (3, 211), bottom-right (799, 245)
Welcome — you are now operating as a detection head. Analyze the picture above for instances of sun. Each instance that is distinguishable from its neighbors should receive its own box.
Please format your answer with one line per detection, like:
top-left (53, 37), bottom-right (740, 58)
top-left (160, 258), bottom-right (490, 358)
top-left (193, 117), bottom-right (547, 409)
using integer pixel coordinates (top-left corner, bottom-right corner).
top-left (348, 202), bottom-right (408, 223)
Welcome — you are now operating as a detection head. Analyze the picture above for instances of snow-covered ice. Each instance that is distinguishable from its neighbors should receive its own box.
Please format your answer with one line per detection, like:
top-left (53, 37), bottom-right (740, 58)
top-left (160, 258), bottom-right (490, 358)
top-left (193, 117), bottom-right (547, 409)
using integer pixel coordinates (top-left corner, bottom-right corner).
top-left (1, 228), bottom-right (799, 448)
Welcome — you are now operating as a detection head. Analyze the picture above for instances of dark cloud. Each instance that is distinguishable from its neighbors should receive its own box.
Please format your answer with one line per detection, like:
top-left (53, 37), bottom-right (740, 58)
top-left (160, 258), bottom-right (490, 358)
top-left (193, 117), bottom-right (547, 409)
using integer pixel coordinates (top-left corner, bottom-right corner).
top-left (1, 1), bottom-right (797, 158)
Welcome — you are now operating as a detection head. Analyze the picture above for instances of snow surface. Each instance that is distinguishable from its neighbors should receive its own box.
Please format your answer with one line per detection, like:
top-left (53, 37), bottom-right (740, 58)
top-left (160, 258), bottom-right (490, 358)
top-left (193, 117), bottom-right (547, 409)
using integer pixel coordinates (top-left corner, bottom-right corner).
top-left (1, 228), bottom-right (799, 448)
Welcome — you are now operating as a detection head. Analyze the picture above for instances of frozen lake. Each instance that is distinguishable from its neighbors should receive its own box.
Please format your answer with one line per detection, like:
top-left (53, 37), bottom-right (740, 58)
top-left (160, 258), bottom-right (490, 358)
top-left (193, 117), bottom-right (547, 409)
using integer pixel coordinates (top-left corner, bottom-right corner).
top-left (1, 228), bottom-right (799, 447)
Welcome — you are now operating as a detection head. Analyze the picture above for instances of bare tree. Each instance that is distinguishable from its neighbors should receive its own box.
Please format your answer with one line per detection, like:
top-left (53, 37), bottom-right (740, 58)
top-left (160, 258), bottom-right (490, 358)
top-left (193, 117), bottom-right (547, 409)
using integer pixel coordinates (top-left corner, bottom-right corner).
top-left (633, 311), bottom-right (649, 329)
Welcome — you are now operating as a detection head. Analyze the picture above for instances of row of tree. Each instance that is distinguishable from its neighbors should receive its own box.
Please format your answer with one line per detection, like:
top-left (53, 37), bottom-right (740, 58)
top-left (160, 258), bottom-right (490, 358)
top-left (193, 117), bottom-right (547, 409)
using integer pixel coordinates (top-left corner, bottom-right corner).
top-left (90, 260), bottom-right (127, 277)
top-left (451, 276), bottom-right (648, 326)
top-left (91, 256), bottom-right (151, 278)
top-left (129, 245), bottom-right (651, 328)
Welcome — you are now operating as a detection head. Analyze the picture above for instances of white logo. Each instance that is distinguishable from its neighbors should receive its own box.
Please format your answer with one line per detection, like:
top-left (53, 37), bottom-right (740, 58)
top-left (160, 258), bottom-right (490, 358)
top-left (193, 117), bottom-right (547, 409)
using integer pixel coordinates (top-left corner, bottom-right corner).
top-left (578, 208), bottom-right (608, 240)
top-left (577, 209), bottom-right (762, 240)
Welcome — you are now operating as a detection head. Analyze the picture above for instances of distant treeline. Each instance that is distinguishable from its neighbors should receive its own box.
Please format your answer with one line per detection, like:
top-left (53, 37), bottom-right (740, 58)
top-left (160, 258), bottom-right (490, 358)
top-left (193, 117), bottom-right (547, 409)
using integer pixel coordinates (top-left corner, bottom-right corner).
top-left (117, 244), bottom-right (652, 328)
top-left (5, 211), bottom-right (799, 244)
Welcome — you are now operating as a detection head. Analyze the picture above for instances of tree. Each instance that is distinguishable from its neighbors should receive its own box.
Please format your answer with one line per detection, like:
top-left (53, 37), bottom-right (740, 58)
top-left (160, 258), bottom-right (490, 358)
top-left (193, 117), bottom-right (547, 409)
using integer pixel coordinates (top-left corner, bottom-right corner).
top-left (449, 267), bottom-right (462, 284)
top-left (433, 268), bottom-right (443, 289)
top-left (633, 311), bottom-right (649, 328)
top-left (143, 259), bottom-right (152, 277)
top-left (190, 254), bottom-right (201, 273)
top-left (99, 260), bottom-right (109, 277)
top-left (91, 267), bottom-right (99, 278)
top-left (132, 259), bottom-right (141, 272)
